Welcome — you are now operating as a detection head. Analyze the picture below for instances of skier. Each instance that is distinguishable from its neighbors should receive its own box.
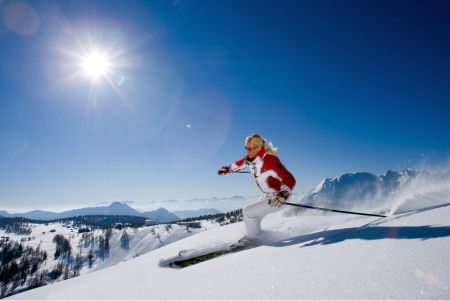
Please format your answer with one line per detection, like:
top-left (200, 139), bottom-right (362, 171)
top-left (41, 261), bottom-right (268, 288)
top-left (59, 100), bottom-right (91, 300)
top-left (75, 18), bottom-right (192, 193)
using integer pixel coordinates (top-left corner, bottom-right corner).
top-left (218, 133), bottom-right (296, 246)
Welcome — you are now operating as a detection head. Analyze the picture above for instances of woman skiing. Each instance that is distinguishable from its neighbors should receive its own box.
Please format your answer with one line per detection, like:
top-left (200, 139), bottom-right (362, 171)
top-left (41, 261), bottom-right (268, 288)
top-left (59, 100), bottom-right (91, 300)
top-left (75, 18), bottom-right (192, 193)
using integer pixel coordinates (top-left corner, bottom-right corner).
top-left (218, 133), bottom-right (296, 246)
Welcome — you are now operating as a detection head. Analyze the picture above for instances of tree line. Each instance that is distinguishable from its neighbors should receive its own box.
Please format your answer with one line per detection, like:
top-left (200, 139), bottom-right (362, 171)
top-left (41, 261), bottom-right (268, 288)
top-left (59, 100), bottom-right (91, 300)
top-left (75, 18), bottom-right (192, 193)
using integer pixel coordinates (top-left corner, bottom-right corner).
top-left (51, 215), bottom-right (148, 228)
top-left (176, 209), bottom-right (243, 225)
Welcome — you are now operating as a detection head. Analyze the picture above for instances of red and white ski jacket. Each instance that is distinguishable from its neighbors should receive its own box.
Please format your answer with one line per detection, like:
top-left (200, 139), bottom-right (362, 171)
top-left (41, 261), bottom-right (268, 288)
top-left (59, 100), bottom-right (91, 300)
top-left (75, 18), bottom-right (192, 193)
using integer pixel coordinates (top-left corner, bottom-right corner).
top-left (230, 148), bottom-right (296, 195)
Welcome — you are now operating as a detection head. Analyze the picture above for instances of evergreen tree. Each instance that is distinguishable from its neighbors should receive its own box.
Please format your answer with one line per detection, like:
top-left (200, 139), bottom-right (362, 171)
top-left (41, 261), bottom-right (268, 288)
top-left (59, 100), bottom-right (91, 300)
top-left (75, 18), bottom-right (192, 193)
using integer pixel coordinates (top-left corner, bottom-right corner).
top-left (53, 234), bottom-right (72, 259)
top-left (1, 283), bottom-right (8, 297)
top-left (88, 249), bottom-right (94, 268)
top-left (74, 253), bottom-right (83, 276)
top-left (120, 230), bottom-right (130, 250)
top-left (63, 266), bottom-right (70, 280)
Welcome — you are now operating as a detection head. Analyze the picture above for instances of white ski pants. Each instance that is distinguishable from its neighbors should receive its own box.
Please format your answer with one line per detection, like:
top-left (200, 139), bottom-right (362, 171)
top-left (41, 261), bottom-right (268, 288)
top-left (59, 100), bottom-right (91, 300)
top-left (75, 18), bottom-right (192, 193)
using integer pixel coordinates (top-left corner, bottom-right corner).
top-left (243, 194), bottom-right (285, 239)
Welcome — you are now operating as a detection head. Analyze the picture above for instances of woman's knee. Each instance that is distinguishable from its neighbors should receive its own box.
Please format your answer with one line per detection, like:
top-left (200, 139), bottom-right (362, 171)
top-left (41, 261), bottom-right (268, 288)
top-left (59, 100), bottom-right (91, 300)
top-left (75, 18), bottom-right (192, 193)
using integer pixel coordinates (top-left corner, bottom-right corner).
top-left (243, 199), bottom-right (268, 219)
top-left (242, 204), bottom-right (255, 219)
top-left (243, 202), bottom-right (262, 219)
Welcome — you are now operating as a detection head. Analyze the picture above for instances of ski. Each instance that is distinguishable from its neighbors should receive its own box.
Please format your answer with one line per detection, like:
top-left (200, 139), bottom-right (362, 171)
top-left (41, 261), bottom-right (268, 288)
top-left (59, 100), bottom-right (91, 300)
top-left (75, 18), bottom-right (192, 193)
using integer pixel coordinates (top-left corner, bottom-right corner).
top-left (159, 242), bottom-right (257, 269)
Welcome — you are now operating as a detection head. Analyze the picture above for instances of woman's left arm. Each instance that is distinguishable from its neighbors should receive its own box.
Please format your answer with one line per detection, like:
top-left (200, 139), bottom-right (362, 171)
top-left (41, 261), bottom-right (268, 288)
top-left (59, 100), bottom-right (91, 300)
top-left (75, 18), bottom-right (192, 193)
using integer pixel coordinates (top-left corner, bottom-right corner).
top-left (264, 155), bottom-right (296, 193)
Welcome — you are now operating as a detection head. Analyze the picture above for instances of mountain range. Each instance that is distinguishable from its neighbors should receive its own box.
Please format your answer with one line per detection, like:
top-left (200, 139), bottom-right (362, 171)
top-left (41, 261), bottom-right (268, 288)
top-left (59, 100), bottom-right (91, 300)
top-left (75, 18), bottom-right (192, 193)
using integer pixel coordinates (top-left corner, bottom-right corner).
top-left (0, 202), bottom-right (220, 222)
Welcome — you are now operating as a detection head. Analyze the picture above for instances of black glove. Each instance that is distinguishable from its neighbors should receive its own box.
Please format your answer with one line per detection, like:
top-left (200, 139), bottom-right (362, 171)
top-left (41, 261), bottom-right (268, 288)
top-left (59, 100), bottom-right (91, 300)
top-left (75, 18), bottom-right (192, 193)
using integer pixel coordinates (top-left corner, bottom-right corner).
top-left (217, 165), bottom-right (231, 175)
top-left (269, 190), bottom-right (290, 207)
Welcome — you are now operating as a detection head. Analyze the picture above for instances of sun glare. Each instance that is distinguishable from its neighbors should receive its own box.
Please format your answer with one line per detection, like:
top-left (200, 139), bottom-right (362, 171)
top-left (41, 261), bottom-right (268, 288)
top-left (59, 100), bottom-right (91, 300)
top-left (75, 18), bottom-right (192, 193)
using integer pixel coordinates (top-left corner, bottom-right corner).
top-left (80, 50), bottom-right (111, 80)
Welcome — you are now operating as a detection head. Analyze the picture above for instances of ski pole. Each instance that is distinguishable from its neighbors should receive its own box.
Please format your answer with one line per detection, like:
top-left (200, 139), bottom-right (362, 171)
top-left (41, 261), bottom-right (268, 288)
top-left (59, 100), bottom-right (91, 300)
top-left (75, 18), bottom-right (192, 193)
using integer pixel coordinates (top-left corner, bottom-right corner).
top-left (284, 202), bottom-right (386, 218)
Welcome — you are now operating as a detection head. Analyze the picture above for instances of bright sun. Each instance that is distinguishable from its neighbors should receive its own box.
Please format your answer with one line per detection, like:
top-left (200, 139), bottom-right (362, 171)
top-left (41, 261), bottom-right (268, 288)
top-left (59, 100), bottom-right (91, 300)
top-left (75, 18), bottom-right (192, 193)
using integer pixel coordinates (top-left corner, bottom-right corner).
top-left (80, 50), bottom-right (111, 80)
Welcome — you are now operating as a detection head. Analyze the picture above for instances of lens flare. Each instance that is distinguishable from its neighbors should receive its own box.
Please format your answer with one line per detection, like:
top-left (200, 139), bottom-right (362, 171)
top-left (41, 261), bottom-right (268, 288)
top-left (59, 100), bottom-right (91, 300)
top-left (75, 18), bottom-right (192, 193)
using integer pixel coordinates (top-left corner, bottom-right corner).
top-left (117, 75), bottom-right (126, 86)
top-left (415, 269), bottom-right (440, 285)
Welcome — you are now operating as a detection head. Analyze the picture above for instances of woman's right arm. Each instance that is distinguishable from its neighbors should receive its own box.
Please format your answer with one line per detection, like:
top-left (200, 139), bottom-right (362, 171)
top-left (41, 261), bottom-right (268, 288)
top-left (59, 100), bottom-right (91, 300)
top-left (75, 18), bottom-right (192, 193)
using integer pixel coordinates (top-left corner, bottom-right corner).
top-left (229, 156), bottom-right (248, 172)
top-left (218, 156), bottom-right (248, 175)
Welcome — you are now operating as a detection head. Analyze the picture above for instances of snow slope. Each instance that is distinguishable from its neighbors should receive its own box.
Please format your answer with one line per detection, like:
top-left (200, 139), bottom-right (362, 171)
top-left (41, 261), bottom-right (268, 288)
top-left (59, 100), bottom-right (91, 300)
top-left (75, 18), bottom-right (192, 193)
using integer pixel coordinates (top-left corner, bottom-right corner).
top-left (0, 220), bottom-right (217, 287)
top-left (9, 202), bottom-right (450, 299)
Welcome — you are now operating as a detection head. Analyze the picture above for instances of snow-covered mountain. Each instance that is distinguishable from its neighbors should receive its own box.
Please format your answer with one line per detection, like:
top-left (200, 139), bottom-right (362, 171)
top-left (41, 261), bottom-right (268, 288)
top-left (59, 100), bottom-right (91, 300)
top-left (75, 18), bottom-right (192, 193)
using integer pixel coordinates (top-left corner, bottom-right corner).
top-left (173, 208), bottom-right (222, 219)
top-left (8, 199), bottom-right (450, 299)
top-left (301, 169), bottom-right (422, 210)
top-left (0, 202), bottom-right (180, 222)
top-left (305, 169), bottom-right (415, 202)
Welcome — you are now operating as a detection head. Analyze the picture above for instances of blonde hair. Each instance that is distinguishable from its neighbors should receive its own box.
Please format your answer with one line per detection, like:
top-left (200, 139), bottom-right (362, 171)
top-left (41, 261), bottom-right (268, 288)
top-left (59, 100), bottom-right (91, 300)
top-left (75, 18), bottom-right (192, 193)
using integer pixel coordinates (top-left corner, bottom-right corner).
top-left (245, 133), bottom-right (278, 156)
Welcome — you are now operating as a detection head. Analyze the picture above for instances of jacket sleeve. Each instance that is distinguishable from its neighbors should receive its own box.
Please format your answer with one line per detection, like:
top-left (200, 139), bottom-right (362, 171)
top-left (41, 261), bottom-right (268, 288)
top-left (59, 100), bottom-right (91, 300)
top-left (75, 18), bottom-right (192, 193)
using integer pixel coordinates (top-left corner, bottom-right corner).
top-left (229, 156), bottom-right (248, 172)
top-left (264, 155), bottom-right (296, 193)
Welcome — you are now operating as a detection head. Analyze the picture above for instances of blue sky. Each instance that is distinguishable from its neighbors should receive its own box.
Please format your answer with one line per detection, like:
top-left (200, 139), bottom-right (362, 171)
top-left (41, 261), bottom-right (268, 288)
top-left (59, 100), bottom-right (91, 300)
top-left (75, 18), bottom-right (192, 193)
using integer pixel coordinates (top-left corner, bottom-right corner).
top-left (1, 0), bottom-right (449, 212)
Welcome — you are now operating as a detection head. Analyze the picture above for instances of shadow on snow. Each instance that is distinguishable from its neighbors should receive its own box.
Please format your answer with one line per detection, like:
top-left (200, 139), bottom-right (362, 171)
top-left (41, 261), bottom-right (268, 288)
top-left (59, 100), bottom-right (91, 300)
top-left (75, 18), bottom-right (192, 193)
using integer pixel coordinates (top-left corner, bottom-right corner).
top-left (270, 225), bottom-right (450, 248)
top-left (270, 202), bottom-right (450, 248)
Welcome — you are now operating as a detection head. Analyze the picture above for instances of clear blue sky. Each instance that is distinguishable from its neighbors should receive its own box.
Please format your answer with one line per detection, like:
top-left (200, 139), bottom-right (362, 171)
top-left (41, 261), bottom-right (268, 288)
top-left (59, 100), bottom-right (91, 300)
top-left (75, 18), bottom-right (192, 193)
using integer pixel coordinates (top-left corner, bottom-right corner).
top-left (1, 0), bottom-right (449, 212)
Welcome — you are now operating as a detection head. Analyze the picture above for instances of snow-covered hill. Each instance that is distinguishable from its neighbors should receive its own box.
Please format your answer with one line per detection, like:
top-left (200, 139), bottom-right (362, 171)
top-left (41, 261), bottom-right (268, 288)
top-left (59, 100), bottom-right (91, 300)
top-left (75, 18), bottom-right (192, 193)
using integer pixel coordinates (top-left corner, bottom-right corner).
top-left (9, 202), bottom-right (450, 299)
top-left (0, 219), bottom-right (220, 297)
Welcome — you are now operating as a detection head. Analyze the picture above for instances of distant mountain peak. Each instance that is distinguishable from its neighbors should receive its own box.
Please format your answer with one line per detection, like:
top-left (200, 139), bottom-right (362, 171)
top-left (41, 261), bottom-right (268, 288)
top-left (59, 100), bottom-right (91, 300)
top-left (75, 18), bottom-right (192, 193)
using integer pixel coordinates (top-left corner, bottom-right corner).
top-left (108, 201), bottom-right (132, 208)
top-left (155, 207), bottom-right (169, 212)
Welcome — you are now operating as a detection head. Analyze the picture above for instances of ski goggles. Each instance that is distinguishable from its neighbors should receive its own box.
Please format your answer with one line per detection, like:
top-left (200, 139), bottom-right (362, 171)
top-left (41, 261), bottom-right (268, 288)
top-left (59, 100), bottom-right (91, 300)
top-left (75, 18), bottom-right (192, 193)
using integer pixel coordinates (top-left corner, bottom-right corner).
top-left (245, 145), bottom-right (259, 152)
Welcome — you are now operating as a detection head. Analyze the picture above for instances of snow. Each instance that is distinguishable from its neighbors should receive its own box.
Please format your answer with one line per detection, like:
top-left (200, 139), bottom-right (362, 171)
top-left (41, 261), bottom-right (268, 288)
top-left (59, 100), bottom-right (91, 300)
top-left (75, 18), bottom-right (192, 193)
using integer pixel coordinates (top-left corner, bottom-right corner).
top-left (310, 178), bottom-right (326, 194)
top-left (0, 222), bottom-right (83, 274)
top-left (0, 220), bottom-right (217, 283)
top-left (8, 201), bottom-right (450, 299)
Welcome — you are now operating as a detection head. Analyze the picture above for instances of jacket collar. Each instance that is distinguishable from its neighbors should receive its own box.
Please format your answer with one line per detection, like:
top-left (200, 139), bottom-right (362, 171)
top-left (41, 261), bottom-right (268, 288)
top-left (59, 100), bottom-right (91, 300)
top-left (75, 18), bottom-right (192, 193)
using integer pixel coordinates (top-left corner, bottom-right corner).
top-left (257, 147), bottom-right (266, 158)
